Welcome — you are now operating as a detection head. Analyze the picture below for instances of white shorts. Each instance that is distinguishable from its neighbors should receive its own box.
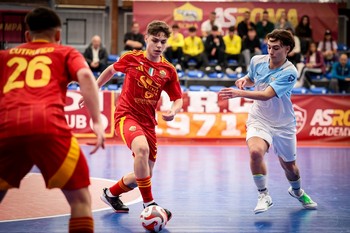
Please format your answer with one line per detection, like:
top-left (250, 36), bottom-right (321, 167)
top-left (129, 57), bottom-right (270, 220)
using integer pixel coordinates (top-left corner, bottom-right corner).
top-left (246, 118), bottom-right (297, 162)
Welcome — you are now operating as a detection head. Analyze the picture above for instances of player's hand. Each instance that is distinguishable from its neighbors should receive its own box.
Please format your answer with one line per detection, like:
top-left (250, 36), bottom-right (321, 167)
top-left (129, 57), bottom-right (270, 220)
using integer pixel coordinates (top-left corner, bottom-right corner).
top-left (162, 110), bottom-right (176, 121)
top-left (235, 78), bottom-right (247, 90)
top-left (218, 88), bottom-right (240, 100)
top-left (88, 121), bottom-right (105, 154)
top-left (78, 97), bottom-right (85, 108)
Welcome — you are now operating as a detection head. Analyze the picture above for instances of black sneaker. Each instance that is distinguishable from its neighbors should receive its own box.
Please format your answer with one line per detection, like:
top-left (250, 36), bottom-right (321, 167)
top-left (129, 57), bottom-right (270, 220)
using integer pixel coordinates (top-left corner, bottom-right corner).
top-left (144, 202), bottom-right (172, 221)
top-left (100, 188), bottom-right (129, 213)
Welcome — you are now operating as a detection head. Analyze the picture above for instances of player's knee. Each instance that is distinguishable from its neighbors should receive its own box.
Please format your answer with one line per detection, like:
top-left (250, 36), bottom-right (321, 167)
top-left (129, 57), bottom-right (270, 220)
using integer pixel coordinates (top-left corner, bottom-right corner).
top-left (250, 147), bottom-right (264, 162)
top-left (134, 145), bottom-right (150, 158)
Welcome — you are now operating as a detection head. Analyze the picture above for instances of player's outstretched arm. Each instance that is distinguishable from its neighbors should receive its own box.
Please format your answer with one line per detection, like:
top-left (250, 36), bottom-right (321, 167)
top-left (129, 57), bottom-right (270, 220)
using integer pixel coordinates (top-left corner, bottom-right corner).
top-left (96, 64), bottom-right (116, 88)
top-left (162, 98), bottom-right (183, 121)
top-left (77, 68), bottom-right (105, 154)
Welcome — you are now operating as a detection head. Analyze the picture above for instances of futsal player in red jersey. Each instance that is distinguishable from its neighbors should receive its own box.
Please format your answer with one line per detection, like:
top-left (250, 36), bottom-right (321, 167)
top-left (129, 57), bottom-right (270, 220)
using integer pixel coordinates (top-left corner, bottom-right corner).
top-left (91, 20), bottom-right (183, 220)
top-left (0, 7), bottom-right (105, 233)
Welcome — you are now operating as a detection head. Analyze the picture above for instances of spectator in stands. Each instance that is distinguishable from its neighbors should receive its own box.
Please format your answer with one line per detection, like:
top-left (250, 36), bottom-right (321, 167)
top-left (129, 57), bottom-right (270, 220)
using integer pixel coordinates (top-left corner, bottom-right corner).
top-left (123, 22), bottom-right (146, 51)
top-left (201, 11), bottom-right (222, 39)
top-left (183, 26), bottom-right (206, 70)
top-left (329, 53), bottom-right (350, 93)
top-left (295, 15), bottom-right (313, 55)
top-left (317, 29), bottom-right (338, 70)
top-left (286, 27), bottom-right (301, 65)
top-left (237, 10), bottom-right (256, 40)
top-left (242, 28), bottom-right (261, 71)
top-left (83, 35), bottom-right (108, 73)
top-left (274, 11), bottom-right (294, 32)
top-left (204, 25), bottom-right (225, 73)
top-left (164, 24), bottom-right (184, 71)
top-left (223, 26), bottom-right (243, 74)
top-left (256, 10), bottom-right (275, 41)
top-left (295, 41), bottom-right (325, 88)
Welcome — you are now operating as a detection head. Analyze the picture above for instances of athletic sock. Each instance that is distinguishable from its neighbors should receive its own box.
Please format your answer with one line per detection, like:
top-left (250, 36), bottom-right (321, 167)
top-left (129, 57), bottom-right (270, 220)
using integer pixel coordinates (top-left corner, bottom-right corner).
top-left (69, 216), bottom-right (93, 233)
top-left (136, 176), bottom-right (154, 203)
top-left (253, 174), bottom-right (268, 194)
top-left (109, 177), bottom-right (133, 197)
top-left (289, 178), bottom-right (302, 196)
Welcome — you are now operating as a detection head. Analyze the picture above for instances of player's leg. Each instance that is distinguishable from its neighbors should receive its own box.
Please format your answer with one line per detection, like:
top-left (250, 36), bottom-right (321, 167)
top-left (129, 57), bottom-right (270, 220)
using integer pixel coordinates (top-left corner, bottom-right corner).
top-left (274, 132), bottom-right (317, 210)
top-left (246, 124), bottom-right (273, 214)
top-left (30, 135), bottom-right (94, 233)
top-left (62, 187), bottom-right (93, 233)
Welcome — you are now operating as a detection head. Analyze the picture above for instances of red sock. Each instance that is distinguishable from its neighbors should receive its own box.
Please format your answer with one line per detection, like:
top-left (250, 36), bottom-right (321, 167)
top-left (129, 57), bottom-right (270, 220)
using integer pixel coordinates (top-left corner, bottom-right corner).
top-left (69, 216), bottom-right (93, 233)
top-left (136, 176), bottom-right (153, 203)
top-left (109, 177), bottom-right (133, 196)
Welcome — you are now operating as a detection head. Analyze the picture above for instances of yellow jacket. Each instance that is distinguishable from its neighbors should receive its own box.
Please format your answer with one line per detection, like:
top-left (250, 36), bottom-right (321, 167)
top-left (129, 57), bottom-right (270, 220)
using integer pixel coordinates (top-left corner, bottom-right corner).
top-left (183, 36), bottom-right (204, 56)
top-left (167, 32), bottom-right (184, 50)
top-left (223, 34), bottom-right (242, 55)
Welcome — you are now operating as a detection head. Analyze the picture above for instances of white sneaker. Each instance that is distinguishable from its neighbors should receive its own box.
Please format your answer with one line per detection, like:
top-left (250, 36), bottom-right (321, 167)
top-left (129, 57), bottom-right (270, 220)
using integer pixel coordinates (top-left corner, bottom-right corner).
top-left (175, 64), bottom-right (182, 71)
top-left (215, 65), bottom-right (222, 72)
top-left (225, 67), bottom-right (235, 74)
top-left (254, 193), bottom-right (273, 214)
top-left (205, 66), bottom-right (211, 72)
top-left (288, 187), bottom-right (317, 210)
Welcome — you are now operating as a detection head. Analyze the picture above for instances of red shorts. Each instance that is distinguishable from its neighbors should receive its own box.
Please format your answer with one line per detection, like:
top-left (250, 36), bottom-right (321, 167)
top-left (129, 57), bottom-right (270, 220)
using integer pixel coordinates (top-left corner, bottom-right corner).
top-left (0, 135), bottom-right (90, 190)
top-left (115, 116), bottom-right (157, 162)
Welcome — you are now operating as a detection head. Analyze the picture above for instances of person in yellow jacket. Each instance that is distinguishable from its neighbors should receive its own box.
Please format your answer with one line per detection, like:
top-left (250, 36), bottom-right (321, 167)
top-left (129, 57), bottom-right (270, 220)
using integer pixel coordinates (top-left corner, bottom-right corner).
top-left (223, 26), bottom-right (243, 74)
top-left (182, 26), bottom-right (208, 70)
top-left (164, 24), bottom-right (184, 71)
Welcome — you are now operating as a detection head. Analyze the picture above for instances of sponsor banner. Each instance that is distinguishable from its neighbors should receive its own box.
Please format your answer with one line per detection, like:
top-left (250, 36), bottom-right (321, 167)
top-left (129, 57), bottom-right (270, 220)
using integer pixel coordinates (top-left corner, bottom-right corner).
top-left (134, 1), bottom-right (338, 42)
top-left (67, 91), bottom-right (349, 143)
top-left (0, 11), bottom-right (27, 44)
top-left (292, 95), bottom-right (350, 143)
top-left (65, 91), bottom-right (115, 138)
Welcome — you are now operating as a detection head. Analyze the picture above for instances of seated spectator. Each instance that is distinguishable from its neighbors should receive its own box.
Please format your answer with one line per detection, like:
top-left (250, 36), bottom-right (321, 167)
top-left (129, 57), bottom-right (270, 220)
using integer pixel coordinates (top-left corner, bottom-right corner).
top-left (201, 11), bottom-right (223, 39)
top-left (286, 27), bottom-right (301, 65)
top-left (318, 29), bottom-right (338, 70)
top-left (123, 22), bottom-right (146, 51)
top-left (241, 28), bottom-right (261, 71)
top-left (256, 10), bottom-right (275, 41)
top-left (274, 11), bottom-right (294, 32)
top-left (329, 53), bottom-right (350, 93)
top-left (183, 26), bottom-right (206, 70)
top-left (295, 15), bottom-right (313, 55)
top-left (204, 25), bottom-right (226, 72)
top-left (83, 35), bottom-right (108, 73)
top-left (237, 10), bottom-right (256, 40)
top-left (295, 41), bottom-right (326, 88)
top-left (164, 24), bottom-right (184, 71)
top-left (223, 26), bottom-right (243, 74)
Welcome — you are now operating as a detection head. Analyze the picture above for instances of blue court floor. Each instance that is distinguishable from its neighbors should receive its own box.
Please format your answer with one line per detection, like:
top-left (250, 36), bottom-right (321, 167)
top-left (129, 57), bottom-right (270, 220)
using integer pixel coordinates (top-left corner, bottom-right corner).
top-left (0, 144), bottom-right (350, 233)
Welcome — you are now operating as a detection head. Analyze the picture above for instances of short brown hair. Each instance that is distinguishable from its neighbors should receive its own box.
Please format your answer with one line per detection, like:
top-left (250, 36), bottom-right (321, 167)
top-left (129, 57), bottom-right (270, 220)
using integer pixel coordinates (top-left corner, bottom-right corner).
top-left (266, 29), bottom-right (295, 52)
top-left (147, 20), bottom-right (171, 38)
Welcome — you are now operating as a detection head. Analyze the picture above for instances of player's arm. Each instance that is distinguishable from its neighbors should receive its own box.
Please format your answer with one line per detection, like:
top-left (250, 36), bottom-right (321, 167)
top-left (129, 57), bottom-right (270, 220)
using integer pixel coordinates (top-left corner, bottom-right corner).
top-left (162, 98), bottom-right (183, 121)
top-left (77, 68), bottom-right (105, 154)
top-left (219, 86), bottom-right (276, 101)
top-left (96, 64), bottom-right (116, 88)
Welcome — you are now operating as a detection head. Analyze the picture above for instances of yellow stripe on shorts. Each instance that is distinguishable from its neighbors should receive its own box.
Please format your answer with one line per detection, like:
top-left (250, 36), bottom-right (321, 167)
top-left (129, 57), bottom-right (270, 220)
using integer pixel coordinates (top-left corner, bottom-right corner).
top-left (0, 178), bottom-right (13, 190)
top-left (48, 137), bottom-right (80, 188)
top-left (119, 116), bottom-right (127, 145)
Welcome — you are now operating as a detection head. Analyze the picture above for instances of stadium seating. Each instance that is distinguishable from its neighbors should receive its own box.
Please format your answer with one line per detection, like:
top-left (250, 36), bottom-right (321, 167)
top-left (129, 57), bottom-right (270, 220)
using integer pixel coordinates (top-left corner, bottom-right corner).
top-left (207, 72), bottom-right (225, 79)
top-left (208, 85), bottom-right (225, 92)
top-left (187, 70), bottom-right (205, 78)
top-left (107, 84), bottom-right (118, 91)
top-left (188, 85), bottom-right (207, 91)
top-left (309, 87), bottom-right (328, 94)
top-left (292, 87), bottom-right (309, 94)
top-left (107, 54), bottom-right (119, 65)
top-left (67, 83), bottom-right (79, 90)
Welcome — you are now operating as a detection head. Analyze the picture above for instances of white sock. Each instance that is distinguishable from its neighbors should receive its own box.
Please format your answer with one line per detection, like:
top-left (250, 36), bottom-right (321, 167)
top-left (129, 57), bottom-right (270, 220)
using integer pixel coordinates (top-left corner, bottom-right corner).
top-left (144, 200), bottom-right (155, 207)
top-left (289, 179), bottom-right (302, 196)
top-left (253, 174), bottom-right (268, 194)
top-left (106, 189), bottom-right (116, 197)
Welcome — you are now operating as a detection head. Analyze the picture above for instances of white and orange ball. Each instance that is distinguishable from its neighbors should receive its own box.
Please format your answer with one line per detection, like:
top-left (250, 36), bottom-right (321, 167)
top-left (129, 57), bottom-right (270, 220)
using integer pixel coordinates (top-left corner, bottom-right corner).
top-left (140, 205), bottom-right (168, 232)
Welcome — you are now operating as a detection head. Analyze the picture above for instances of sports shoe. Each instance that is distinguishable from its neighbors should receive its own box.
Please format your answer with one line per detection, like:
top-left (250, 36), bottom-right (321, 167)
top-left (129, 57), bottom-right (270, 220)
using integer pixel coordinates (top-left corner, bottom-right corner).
top-left (100, 188), bottom-right (129, 213)
top-left (144, 202), bottom-right (172, 221)
top-left (254, 193), bottom-right (273, 214)
top-left (288, 187), bottom-right (318, 210)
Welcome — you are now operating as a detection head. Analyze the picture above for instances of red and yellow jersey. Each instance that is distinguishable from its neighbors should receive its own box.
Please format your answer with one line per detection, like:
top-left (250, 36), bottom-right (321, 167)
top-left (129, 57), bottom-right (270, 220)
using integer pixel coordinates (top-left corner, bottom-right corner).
top-left (0, 41), bottom-right (89, 138)
top-left (113, 50), bottom-right (182, 126)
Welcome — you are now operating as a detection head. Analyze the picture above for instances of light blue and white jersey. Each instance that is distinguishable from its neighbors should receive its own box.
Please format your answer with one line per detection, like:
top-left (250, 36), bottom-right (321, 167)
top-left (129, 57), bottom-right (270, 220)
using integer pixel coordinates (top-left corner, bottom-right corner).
top-left (247, 55), bottom-right (297, 127)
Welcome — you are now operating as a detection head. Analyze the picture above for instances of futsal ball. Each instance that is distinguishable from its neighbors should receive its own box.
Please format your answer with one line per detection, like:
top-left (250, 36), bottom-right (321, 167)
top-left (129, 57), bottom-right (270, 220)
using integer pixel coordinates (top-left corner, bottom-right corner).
top-left (140, 205), bottom-right (168, 232)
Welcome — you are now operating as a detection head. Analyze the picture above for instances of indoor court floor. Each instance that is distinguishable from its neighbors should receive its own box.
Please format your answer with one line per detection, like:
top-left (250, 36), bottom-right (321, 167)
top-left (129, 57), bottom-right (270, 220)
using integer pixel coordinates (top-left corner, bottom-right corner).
top-left (0, 143), bottom-right (349, 233)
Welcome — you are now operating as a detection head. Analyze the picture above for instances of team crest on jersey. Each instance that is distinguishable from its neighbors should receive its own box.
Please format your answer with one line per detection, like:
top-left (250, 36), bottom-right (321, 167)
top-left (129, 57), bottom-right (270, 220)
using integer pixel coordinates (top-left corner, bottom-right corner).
top-left (148, 67), bottom-right (154, 76)
top-left (129, 126), bottom-right (137, 131)
top-left (160, 70), bottom-right (166, 78)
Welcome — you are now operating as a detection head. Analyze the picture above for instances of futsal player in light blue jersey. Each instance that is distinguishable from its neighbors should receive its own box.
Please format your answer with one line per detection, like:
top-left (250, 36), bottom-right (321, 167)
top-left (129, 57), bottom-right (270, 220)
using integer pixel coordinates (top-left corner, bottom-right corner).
top-left (219, 29), bottom-right (317, 214)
